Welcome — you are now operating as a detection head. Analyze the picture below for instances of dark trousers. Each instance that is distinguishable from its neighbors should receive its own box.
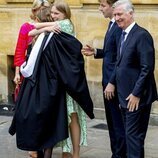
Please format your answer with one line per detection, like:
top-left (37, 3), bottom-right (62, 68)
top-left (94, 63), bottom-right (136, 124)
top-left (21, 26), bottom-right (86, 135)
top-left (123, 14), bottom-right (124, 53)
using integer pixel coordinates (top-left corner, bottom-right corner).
top-left (104, 96), bottom-right (126, 158)
top-left (121, 104), bottom-right (151, 158)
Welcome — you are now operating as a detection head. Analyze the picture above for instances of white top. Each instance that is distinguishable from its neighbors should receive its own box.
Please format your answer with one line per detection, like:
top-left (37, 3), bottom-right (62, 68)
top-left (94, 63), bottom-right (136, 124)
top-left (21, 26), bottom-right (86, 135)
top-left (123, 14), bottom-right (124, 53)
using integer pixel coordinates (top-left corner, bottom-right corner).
top-left (20, 32), bottom-right (54, 78)
top-left (124, 22), bottom-right (136, 41)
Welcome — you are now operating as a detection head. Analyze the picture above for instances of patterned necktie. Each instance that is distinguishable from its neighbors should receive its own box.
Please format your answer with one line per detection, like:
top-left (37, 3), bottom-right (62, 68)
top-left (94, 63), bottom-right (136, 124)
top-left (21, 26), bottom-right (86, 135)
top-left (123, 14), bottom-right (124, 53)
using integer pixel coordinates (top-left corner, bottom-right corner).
top-left (120, 31), bottom-right (126, 55)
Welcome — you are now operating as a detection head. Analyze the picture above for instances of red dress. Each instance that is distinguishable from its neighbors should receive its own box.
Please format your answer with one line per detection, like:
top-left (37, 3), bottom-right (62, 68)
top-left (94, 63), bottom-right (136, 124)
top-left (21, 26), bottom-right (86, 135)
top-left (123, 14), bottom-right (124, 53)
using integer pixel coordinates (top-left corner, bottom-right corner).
top-left (13, 23), bottom-right (35, 102)
top-left (14, 22), bottom-right (35, 66)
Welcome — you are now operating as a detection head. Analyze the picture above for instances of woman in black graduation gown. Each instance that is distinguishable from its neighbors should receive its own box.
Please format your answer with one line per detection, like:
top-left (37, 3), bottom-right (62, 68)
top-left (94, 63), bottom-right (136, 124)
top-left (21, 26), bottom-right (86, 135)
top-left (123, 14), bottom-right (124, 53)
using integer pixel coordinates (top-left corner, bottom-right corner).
top-left (9, 21), bottom-right (94, 158)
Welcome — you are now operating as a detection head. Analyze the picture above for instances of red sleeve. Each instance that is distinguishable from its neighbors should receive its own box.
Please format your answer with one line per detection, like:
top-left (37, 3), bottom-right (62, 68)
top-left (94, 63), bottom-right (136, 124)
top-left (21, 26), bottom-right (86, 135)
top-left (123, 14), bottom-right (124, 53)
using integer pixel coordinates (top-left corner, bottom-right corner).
top-left (14, 23), bottom-right (35, 66)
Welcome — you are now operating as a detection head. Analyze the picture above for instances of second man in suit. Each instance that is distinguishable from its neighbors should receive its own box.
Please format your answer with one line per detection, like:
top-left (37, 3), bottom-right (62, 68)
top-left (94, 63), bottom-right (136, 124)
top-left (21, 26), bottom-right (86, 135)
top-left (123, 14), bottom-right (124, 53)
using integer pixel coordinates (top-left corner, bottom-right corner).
top-left (82, 0), bottom-right (126, 157)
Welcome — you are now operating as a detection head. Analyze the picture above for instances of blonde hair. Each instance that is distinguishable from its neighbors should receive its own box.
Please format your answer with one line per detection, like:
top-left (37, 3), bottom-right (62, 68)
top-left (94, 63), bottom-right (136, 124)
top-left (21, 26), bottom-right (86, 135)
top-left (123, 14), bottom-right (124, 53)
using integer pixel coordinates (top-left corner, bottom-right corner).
top-left (30, 0), bottom-right (50, 20)
top-left (53, 0), bottom-right (71, 19)
top-left (52, 1), bottom-right (74, 32)
top-left (36, 6), bottom-right (53, 22)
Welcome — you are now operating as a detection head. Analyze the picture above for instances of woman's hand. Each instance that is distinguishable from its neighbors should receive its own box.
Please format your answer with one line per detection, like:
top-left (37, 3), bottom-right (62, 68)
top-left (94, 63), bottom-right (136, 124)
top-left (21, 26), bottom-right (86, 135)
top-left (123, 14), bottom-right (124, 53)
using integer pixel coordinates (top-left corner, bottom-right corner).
top-left (13, 73), bottom-right (21, 85)
top-left (45, 23), bottom-right (61, 34)
top-left (13, 67), bottom-right (21, 85)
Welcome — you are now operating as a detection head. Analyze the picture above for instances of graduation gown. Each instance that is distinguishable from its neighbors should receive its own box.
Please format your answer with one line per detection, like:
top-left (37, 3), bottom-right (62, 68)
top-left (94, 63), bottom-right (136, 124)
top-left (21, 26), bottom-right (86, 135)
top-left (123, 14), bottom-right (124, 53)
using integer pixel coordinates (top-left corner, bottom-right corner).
top-left (9, 32), bottom-right (94, 151)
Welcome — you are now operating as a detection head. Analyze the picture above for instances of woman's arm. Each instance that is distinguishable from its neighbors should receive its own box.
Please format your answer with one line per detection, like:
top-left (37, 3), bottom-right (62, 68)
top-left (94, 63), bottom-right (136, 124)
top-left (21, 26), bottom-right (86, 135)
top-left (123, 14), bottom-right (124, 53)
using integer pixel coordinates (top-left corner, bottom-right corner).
top-left (34, 22), bottom-right (56, 29)
top-left (14, 23), bottom-right (34, 84)
top-left (29, 19), bottom-right (73, 37)
top-left (29, 27), bottom-right (48, 36)
top-left (29, 24), bottom-right (60, 37)
top-left (14, 23), bottom-right (32, 66)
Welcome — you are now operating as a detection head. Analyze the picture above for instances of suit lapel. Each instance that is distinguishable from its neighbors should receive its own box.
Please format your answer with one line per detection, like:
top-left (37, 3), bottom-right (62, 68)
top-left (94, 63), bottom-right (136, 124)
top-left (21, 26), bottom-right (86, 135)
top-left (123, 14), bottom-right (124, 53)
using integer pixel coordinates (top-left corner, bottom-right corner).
top-left (103, 22), bottom-right (117, 50)
top-left (117, 24), bottom-right (138, 64)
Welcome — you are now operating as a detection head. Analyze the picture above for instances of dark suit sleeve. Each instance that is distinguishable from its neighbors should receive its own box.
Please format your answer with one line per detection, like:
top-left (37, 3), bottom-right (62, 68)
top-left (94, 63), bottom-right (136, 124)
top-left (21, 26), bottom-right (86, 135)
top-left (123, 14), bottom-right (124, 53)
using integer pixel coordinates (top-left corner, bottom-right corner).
top-left (95, 49), bottom-right (104, 58)
top-left (108, 66), bottom-right (116, 85)
top-left (105, 28), bottom-right (122, 86)
top-left (132, 31), bottom-right (155, 97)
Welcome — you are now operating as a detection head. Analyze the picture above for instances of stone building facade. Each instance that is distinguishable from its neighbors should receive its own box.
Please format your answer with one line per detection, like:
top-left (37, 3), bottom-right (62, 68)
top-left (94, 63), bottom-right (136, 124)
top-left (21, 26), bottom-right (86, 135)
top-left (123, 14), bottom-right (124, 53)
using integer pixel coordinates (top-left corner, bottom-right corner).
top-left (0, 0), bottom-right (158, 122)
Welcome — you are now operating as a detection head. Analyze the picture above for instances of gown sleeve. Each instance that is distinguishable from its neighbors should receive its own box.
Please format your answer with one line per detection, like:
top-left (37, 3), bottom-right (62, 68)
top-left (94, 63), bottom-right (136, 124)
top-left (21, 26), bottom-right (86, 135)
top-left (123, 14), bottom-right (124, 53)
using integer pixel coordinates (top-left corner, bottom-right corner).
top-left (47, 33), bottom-right (95, 119)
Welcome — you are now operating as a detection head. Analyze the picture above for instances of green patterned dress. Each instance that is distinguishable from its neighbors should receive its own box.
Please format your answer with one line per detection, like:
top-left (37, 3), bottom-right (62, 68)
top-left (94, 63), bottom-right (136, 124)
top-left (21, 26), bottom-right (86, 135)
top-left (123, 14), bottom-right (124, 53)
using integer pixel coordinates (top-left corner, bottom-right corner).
top-left (56, 19), bottom-right (87, 152)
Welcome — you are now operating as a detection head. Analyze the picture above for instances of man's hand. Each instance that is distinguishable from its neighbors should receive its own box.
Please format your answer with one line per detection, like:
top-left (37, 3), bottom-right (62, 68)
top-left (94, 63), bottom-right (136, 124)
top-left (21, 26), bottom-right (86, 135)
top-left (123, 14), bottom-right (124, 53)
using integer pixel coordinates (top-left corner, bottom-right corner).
top-left (126, 94), bottom-right (140, 112)
top-left (104, 83), bottom-right (115, 100)
top-left (81, 45), bottom-right (95, 56)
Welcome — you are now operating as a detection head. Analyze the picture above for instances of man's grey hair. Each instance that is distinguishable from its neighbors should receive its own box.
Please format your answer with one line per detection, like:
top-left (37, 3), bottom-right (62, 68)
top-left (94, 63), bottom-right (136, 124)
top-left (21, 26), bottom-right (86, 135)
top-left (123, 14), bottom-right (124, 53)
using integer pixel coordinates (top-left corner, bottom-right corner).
top-left (112, 0), bottom-right (134, 12)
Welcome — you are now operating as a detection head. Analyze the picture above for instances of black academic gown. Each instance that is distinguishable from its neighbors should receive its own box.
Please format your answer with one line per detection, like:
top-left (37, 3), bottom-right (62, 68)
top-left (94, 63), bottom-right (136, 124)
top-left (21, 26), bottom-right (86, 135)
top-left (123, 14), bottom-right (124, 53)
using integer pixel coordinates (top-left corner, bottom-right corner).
top-left (9, 32), bottom-right (94, 151)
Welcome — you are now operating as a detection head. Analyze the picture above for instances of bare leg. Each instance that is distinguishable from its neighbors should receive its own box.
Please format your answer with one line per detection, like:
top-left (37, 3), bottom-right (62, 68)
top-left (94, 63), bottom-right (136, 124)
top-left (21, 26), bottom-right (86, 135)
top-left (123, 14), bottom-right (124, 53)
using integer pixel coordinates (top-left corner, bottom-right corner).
top-left (69, 113), bottom-right (80, 158)
top-left (43, 148), bottom-right (53, 158)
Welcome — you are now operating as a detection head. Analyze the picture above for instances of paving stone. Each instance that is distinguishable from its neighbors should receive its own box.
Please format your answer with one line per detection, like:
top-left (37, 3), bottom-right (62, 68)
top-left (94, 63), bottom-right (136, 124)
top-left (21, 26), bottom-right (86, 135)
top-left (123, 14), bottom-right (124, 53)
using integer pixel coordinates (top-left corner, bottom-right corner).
top-left (0, 116), bottom-right (158, 158)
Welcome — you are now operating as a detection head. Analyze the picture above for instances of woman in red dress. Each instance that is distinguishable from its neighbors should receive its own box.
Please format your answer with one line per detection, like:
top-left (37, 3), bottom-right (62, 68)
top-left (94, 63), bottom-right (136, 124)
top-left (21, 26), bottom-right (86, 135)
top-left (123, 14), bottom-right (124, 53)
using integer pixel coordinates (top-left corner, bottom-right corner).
top-left (13, 0), bottom-right (50, 90)
top-left (13, 1), bottom-right (50, 158)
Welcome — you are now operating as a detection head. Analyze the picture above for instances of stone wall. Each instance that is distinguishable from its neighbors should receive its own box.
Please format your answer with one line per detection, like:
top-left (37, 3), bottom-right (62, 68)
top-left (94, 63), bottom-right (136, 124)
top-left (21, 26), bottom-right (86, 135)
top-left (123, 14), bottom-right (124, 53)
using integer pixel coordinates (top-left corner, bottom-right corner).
top-left (0, 0), bottom-right (158, 122)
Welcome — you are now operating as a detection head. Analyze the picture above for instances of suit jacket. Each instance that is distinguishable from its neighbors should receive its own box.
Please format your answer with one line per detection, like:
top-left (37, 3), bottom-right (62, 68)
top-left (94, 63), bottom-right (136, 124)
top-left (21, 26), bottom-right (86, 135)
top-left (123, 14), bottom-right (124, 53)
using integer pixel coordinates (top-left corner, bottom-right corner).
top-left (110, 23), bottom-right (158, 107)
top-left (95, 22), bottom-right (122, 87)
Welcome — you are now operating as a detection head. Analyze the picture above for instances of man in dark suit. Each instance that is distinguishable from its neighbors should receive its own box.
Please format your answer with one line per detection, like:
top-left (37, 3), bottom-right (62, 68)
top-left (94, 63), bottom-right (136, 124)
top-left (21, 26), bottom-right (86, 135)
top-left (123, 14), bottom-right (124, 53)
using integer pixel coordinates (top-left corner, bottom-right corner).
top-left (82, 0), bottom-right (126, 157)
top-left (105, 0), bottom-right (158, 157)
